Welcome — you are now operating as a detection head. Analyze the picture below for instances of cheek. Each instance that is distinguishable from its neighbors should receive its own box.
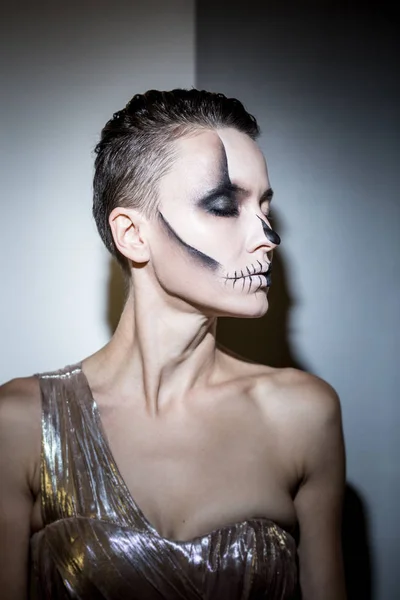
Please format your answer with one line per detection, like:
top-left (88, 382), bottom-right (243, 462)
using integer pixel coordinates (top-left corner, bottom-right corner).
top-left (157, 212), bottom-right (243, 275)
top-left (149, 235), bottom-right (269, 316)
top-left (150, 234), bottom-right (215, 292)
top-left (205, 226), bottom-right (240, 262)
top-left (187, 217), bottom-right (244, 269)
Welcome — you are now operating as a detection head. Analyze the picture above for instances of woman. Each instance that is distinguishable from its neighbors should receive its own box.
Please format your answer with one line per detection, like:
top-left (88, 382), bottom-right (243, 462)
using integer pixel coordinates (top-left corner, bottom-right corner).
top-left (0, 89), bottom-right (347, 599)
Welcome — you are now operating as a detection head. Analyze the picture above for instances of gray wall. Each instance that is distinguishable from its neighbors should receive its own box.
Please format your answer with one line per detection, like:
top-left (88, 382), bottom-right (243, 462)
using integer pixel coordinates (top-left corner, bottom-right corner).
top-left (197, 3), bottom-right (399, 599)
top-left (0, 0), bottom-right (195, 381)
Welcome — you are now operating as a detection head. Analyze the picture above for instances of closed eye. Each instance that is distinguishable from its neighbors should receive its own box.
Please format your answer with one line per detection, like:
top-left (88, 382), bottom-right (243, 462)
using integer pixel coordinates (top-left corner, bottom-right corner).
top-left (206, 198), bottom-right (240, 218)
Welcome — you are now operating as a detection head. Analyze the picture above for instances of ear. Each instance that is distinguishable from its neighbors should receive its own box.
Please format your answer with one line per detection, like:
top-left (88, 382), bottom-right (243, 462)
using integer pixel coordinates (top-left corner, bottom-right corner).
top-left (109, 206), bottom-right (150, 265)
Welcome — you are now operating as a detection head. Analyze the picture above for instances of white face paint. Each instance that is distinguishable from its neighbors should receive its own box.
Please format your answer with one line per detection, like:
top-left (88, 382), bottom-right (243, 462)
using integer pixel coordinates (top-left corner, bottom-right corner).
top-left (146, 127), bottom-right (280, 318)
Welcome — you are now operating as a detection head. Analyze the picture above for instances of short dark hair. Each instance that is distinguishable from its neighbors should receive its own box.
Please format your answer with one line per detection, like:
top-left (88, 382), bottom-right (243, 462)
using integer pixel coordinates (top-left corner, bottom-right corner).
top-left (93, 88), bottom-right (260, 272)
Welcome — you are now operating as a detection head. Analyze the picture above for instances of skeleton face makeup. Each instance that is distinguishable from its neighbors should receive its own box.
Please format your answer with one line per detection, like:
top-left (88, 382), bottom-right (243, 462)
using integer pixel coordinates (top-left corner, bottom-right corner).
top-left (147, 127), bottom-right (280, 318)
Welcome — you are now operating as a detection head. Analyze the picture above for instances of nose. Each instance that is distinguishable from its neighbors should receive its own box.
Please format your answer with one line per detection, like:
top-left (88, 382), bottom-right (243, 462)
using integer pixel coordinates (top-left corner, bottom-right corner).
top-left (246, 213), bottom-right (281, 259)
top-left (256, 214), bottom-right (281, 247)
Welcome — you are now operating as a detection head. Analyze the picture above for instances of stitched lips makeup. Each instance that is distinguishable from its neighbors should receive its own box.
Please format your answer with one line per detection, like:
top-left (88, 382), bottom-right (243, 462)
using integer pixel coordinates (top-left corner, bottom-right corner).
top-left (224, 261), bottom-right (272, 292)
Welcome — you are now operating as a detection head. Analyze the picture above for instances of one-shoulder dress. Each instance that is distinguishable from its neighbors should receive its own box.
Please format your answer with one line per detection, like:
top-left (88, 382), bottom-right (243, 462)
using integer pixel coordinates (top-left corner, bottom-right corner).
top-left (30, 364), bottom-right (299, 599)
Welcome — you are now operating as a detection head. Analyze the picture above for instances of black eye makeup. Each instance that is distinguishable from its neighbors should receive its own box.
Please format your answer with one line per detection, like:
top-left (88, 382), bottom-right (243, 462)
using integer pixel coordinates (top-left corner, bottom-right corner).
top-left (200, 190), bottom-right (273, 220)
top-left (196, 182), bottom-right (241, 218)
top-left (195, 142), bottom-right (275, 223)
top-left (206, 196), bottom-right (240, 217)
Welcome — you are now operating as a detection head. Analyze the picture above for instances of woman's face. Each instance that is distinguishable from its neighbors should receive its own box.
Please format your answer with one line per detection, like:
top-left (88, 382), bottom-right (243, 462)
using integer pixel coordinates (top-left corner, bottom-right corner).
top-left (147, 127), bottom-right (280, 318)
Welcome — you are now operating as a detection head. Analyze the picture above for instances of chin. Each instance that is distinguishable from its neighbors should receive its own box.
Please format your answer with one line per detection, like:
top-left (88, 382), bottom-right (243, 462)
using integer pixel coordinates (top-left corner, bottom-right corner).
top-left (168, 282), bottom-right (270, 319)
top-left (203, 289), bottom-right (270, 319)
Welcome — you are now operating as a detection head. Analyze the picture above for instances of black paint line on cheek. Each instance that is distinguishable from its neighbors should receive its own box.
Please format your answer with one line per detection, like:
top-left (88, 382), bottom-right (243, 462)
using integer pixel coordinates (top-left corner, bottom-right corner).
top-left (256, 215), bottom-right (281, 246)
top-left (157, 211), bottom-right (221, 271)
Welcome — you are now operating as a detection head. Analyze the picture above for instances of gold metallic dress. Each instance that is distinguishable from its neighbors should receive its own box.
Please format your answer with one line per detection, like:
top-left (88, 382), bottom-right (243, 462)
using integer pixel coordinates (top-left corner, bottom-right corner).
top-left (30, 364), bottom-right (299, 599)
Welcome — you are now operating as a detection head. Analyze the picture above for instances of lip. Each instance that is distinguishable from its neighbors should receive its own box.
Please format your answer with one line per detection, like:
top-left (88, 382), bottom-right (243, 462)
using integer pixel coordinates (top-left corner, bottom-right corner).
top-left (259, 264), bottom-right (272, 277)
top-left (259, 265), bottom-right (272, 286)
top-left (258, 263), bottom-right (271, 275)
top-left (248, 264), bottom-right (272, 278)
top-left (226, 264), bottom-right (272, 282)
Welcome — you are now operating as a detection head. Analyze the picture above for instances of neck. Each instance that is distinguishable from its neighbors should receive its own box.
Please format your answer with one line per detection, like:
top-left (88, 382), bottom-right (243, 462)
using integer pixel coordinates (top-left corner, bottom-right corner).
top-left (87, 280), bottom-right (220, 416)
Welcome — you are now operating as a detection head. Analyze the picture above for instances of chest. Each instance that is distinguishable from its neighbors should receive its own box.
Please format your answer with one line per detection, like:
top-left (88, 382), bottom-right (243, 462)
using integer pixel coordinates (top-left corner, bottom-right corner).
top-left (31, 389), bottom-right (298, 541)
top-left (91, 397), bottom-right (297, 540)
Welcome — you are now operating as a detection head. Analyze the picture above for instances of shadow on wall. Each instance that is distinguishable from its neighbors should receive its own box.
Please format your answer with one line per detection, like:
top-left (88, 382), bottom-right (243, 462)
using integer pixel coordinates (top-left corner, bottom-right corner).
top-left (342, 483), bottom-right (374, 600)
top-left (107, 258), bottom-right (127, 334)
top-left (105, 249), bottom-right (373, 599)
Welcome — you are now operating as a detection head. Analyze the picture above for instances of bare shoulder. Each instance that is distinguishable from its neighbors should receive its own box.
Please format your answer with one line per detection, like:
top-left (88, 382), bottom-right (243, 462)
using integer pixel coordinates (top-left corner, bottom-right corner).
top-left (252, 366), bottom-right (344, 477)
top-left (0, 375), bottom-right (41, 418)
top-left (218, 348), bottom-right (342, 425)
top-left (0, 376), bottom-right (42, 494)
top-left (254, 366), bottom-right (342, 423)
top-left (0, 377), bottom-right (42, 599)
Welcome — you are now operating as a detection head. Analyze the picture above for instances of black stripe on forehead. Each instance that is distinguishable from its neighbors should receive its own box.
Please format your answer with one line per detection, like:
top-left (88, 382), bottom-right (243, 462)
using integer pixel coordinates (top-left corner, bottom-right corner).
top-left (157, 211), bottom-right (221, 270)
top-left (210, 137), bottom-right (274, 207)
top-left (194, 138), bottom-right (239, 209)
top-left (218, 138), bottom-right (231, 185)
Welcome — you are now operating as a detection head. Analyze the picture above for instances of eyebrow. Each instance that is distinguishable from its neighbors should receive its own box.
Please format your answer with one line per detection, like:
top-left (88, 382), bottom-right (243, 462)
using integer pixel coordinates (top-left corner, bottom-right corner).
top-left (196, 183), bottom-right (274, 206)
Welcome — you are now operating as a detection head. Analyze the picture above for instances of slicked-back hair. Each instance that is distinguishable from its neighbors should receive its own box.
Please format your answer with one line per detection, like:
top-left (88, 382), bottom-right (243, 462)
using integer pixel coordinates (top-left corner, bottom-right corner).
top-left (93, 88), bottom-right (260, 273)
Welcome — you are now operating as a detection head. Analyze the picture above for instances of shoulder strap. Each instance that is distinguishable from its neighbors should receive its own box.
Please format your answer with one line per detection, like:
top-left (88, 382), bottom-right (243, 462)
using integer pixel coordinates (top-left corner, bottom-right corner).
top-left (38, 364), bottom-right (82, 525)
top-left (38, 363), bottom-right (144, 529)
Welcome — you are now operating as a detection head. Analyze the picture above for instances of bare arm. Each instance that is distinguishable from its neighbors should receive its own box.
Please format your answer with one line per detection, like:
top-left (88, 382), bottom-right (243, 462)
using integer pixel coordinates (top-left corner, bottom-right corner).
top-left (293, 374), bottom-right (347, 600)
top-left (0, 378), bottom-right (41, 600)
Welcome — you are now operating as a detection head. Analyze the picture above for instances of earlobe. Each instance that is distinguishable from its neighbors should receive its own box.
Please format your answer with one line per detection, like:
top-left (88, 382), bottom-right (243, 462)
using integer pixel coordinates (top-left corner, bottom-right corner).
top-left (109, 207), bottom-right (150, 264)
